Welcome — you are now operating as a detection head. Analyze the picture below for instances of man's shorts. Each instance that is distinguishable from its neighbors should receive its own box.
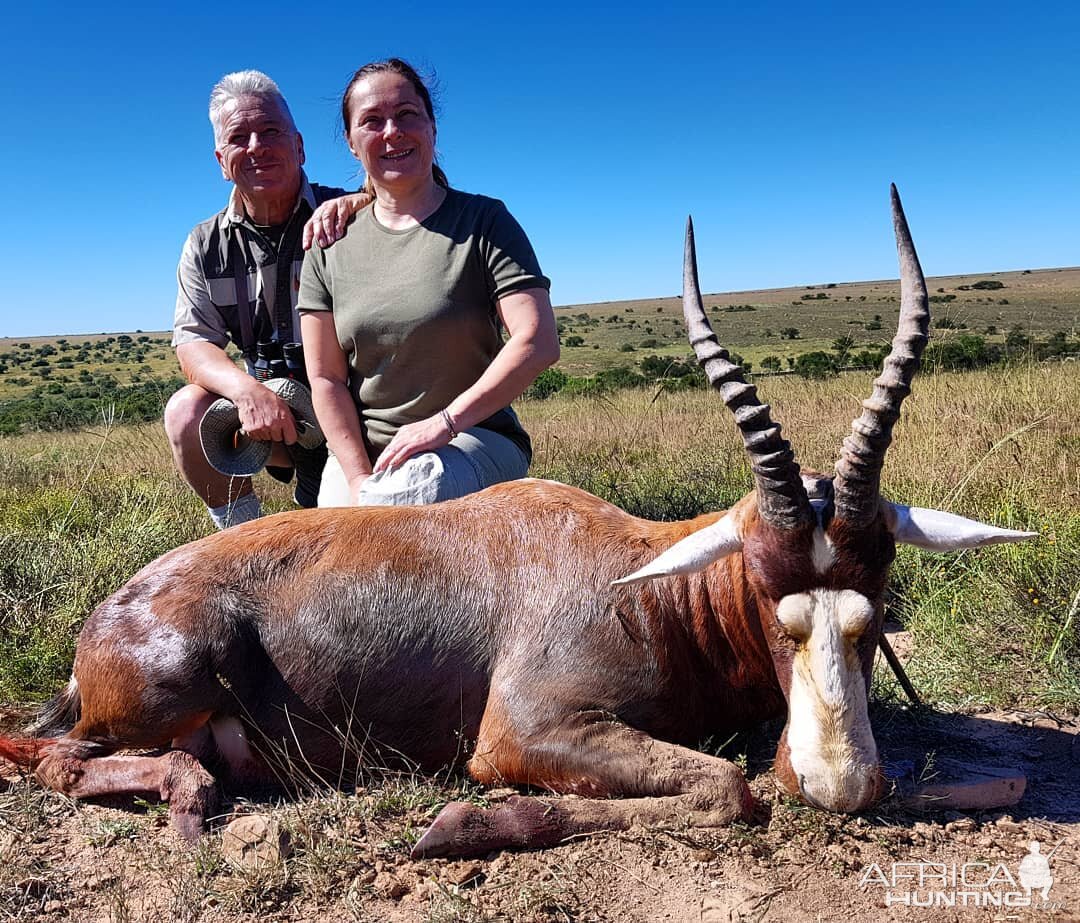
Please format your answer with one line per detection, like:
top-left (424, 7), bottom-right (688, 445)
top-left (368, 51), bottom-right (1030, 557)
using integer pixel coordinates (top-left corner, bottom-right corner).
top-left (317, 428), bottom-right (529, 508)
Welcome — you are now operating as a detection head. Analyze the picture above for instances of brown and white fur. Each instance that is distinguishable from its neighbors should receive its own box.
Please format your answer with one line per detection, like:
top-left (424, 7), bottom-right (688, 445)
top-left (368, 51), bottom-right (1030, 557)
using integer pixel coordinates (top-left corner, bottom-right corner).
top-left (0, 187), bottom-right (1034, 858)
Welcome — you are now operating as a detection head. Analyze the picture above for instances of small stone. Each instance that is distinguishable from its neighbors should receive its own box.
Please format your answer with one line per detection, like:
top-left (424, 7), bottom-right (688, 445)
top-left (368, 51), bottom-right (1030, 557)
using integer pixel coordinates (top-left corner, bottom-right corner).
top-left (43, 901), bottom-right (64, 915)
top-left (221, 814), bottom-right (290, 870)
top-left (374, 872), bottom-right (410, 900)
top-left (691, 848), bottom-right (716, 863)
top-left (945, 818), bottom-right (976, 833)
top-left (447, 861), bottom-right (484, 887)
top-left (355, 869), bottom-right (376, 886)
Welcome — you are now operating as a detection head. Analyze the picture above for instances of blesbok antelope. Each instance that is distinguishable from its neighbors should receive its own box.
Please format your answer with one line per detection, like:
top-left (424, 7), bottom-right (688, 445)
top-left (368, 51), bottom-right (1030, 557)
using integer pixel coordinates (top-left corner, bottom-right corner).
top-left (0, 187), bottom-right (1034, 858)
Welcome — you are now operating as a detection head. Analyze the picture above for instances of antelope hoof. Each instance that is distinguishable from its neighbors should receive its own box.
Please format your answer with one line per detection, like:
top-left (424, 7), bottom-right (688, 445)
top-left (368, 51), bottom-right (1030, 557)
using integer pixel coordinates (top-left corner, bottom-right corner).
top-left (412, 801), bottom-right (492, 859)
top-left (160, 751), bottom-right (218, 843)
top-left (171, 808), bottom-right (207, 844)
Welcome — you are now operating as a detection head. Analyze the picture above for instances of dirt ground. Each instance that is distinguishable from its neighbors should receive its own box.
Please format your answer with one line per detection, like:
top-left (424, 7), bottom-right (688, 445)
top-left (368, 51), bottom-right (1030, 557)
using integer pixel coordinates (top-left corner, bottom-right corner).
top-left (1, 700), bottom-right (1076, 923)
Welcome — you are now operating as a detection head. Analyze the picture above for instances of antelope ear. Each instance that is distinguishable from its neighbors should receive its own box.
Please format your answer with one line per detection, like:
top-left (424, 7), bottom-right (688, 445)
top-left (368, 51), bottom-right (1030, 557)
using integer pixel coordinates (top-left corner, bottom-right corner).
top-left (885, 502), bottom-right (1038, 551)
top-left (613, 514), bottom-right (743, 585)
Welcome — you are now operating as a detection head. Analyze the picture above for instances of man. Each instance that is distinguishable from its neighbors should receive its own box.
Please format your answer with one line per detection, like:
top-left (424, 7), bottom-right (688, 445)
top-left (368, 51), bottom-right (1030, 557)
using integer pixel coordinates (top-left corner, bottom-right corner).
top-left (167, 70), bottom-right (361, 528)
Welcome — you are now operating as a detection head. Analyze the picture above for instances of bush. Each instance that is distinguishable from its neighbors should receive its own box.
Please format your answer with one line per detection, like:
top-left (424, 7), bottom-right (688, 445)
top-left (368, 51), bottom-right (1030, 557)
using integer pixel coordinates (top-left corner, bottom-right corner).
top-left (525, 368), bottom-right (569, 400)
top-left (1005, 324), bottom-right (1030, 356)
top-left (0, 376), bottom-right (186, 434)
top-left (832, 336), bottom-right (855, 362)
top-left (563, 335), bottom-right (585, 347)
top-left (793, 351), bottom-right (838, 380)
top-left (971, 279), bottom-right (1005, 290)
top-left (925, 334), bottom-right (996, 371)
top-left (852, 348), bottom-right (887, 369)
top-left (639, 354), bottom-right (699, 380)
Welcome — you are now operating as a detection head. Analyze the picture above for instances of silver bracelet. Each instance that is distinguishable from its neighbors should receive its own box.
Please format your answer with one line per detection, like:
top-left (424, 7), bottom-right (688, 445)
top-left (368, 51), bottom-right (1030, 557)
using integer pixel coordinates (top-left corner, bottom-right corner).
top-left (440, 409), bottom-right (458, 440)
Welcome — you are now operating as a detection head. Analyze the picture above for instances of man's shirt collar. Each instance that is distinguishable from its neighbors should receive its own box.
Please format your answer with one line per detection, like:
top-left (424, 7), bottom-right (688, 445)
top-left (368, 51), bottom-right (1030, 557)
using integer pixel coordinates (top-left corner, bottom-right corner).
top-left (218, 171), bottom-right (317, 231)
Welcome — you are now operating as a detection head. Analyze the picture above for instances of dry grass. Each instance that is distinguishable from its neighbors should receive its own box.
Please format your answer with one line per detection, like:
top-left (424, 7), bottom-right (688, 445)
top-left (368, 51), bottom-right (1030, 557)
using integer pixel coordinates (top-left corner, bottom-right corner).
top-left (526, 360), bottom-right (1078, 513)
top-left (0, 360), bottom-right (1075, 920)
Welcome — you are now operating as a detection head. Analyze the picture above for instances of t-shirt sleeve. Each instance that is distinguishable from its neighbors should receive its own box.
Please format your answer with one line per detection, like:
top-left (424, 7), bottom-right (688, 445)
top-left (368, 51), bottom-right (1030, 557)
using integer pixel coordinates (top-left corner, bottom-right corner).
top-left (172, 232), bottom-right (229, 348)
top-left (297, 246), bottom-right (334, 314)
top-left (480, 202), bottom-right (551, 300)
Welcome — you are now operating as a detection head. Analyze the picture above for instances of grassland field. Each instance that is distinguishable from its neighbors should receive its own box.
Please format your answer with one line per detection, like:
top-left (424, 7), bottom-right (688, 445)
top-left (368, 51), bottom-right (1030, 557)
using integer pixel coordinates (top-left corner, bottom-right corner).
top-left (1, 266), bottom-right (1078, 402)
top-left (0, 271), bottom-right (1077, 921)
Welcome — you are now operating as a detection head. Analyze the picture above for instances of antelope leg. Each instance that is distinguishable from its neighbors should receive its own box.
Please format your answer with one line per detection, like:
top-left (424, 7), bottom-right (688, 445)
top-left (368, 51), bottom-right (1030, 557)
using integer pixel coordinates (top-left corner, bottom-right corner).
top-left (35, 744), bottom-right (217, 842)
top-left (412, 709), bottom-right (752, 859)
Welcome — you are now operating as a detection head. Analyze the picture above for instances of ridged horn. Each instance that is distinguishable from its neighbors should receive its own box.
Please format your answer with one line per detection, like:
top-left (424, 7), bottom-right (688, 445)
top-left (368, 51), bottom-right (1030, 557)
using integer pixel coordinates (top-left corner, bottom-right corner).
top-left (833, 184), bottom-right (930, 524)
top-left (683, 217), bottom-right (813, 531)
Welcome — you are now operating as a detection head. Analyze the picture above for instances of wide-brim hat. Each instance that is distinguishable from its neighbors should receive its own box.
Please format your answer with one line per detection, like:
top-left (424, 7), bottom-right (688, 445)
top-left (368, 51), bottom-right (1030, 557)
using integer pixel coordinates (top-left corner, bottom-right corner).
top-left (199, 378), bottom-right (325, 477)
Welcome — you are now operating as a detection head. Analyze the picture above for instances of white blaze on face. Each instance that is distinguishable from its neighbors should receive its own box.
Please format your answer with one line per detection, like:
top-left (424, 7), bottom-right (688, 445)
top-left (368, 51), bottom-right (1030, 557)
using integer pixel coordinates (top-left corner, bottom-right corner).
top-left (777, 588), bottom-right (880, 811)
top-left (811, 529), bottom-right (836, 575)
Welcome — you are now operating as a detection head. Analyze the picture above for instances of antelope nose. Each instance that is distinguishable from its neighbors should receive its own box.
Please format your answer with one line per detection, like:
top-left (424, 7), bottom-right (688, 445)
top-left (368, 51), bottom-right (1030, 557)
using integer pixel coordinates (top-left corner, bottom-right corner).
top-left (798, 767), bottom-right (883, 813)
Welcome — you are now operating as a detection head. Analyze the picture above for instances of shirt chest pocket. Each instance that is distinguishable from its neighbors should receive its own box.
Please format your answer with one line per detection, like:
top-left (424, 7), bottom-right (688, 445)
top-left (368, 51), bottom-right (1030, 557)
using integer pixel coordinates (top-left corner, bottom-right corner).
top-left (208, 274), bottom-right (258, 308)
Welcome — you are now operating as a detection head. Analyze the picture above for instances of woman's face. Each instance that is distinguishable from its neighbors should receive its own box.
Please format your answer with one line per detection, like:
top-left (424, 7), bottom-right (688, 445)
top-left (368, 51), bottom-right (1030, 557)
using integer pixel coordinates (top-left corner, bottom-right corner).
top-left (346, 72), bottom-right (435, 190)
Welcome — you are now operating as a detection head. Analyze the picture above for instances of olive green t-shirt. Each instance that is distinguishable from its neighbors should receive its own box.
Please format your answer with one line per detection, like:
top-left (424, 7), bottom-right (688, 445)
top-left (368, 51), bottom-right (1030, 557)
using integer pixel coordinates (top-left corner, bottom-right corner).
top-left (298, 189), bottom-right (549, 460)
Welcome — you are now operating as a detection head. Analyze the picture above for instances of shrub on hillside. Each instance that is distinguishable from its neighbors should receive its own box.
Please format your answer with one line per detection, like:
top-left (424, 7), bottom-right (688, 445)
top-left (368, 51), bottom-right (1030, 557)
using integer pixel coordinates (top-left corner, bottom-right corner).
top-left (638, 354), bottom-right (700, 381)
top-left (525, 368), bottom-right (569, 400)
top-left (793, 351), bottom-right (838, 380)
top-left (0, 376), bottom-right (186, 435)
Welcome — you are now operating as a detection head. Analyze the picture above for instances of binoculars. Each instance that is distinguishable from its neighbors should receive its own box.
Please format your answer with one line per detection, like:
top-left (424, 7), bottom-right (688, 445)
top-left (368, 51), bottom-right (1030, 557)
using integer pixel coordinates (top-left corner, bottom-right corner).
top-left (253, 340), bottom-right (307, 387)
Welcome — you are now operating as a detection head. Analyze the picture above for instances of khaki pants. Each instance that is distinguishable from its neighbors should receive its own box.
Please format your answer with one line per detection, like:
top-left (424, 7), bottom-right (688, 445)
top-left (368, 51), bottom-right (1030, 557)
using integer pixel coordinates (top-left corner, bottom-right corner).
top-left (317, 428), bottom-right (529, 508)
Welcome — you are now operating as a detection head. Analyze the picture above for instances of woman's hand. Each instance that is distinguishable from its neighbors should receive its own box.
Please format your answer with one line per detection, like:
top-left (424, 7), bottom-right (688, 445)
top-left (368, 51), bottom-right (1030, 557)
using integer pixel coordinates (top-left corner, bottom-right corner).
top-left (302, 192), bottom-right (373, 250)
top-left (372, 413), bottom-right (455, 473)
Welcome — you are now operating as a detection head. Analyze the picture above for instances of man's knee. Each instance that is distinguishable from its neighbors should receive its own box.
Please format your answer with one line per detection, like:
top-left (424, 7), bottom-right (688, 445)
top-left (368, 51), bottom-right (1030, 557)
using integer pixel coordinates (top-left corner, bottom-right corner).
top-left (164, 384), bottom-right (217, 447)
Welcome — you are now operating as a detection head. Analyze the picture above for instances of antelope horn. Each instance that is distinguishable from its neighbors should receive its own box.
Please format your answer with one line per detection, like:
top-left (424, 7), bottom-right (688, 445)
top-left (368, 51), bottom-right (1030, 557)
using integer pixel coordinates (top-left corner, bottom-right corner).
top-left (683, 217), bottom-right (813, 531)
top-left (833, 185), bottom-right (930, 524)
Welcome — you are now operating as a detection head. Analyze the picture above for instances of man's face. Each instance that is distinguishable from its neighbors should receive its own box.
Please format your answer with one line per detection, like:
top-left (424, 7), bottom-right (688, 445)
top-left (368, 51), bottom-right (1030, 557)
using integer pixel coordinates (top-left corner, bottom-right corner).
top-left (215, 95), bottom-right (305, 210)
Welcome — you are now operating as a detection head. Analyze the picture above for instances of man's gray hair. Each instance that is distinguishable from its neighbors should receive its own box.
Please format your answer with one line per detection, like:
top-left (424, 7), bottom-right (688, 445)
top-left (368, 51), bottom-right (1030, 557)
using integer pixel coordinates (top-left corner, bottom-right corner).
top-left (208, 70), bottom-right (297, 145)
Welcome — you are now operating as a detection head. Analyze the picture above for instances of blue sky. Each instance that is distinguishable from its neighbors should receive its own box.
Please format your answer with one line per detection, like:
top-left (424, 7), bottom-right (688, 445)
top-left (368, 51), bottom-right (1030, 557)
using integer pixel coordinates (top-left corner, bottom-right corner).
top-left (2, 1), bottom-right (1077, 337)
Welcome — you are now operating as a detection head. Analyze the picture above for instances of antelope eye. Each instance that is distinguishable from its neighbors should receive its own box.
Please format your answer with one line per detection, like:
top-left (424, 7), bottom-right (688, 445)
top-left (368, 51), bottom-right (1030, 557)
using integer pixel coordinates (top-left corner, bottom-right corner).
top-left (775, 595), bottom-right (813, 640)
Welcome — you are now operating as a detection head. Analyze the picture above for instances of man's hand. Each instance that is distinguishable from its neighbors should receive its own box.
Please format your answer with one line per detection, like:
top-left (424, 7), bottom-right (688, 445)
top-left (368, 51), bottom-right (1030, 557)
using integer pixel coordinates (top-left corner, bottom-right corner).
top-left (234, 380), bottom-right (298, 444)
top-left (302, 192), bottom-right (373, 249)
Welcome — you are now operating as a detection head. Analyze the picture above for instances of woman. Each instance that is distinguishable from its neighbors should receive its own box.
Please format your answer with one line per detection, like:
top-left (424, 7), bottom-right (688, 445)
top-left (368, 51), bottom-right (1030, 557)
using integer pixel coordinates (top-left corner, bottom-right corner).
top-left (299, 59), bottom-right (559, 507)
